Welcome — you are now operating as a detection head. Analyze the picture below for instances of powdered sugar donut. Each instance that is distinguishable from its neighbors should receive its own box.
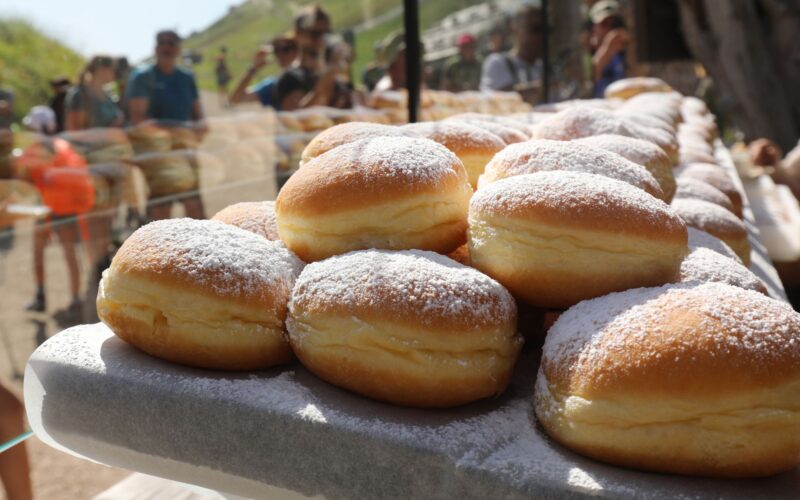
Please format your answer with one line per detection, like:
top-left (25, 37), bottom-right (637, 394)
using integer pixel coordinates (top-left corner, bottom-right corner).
top-left (403, 121), bottom-right (506, 188)
top-left (277, 136), bottom-right (472, 262)
top-left (603, 77), bottom-right (672, 100)
top-left (212, 200), bottom-right (280, 241)
top-left (676, 247), bottom-right (767, 293)
top-left (533, 107), bottom-right (679, 163)
top-left (445, 117), bottom-right (528, 145)
top-left (535, 282), bottom-right (800, 477)
top-left (478, 139), bottom-right (665, 200)
top-left (674, 177), bottom-right (735, 214)
top-left (97, 218), bottom-right (304, 370)
top-left (687, 227), bottom-right (742, 263)
top-left (287, 249), bottom-right (522, 408)
top-left (670, 198), bottom-right (750, 265)
top-left (469, 171), bottom-right (687, 308)
top-left (675, 163), bottom-right (743, 217)
top-left (570, 134), bottom-right (675, 200)
top-left (299, 122), bottom-right (420, 165)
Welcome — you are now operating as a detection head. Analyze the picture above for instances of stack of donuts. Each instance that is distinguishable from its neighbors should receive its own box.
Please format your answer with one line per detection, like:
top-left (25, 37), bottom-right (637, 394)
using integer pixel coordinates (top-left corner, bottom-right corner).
top-left (96, 76), bottom-right (800, 479)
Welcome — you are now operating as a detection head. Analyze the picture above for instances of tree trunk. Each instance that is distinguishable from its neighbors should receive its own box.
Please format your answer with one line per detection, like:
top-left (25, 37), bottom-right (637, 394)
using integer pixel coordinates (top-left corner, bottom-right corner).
top-left (677, 0), bottom-right (800, 151)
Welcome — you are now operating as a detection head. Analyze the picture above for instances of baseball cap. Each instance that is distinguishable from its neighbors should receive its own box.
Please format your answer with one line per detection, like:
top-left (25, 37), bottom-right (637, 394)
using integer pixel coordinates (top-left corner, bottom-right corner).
top-left (457, 33), bottom-right (476, 47)
top-left (589, 0), bottom-right (621, 24)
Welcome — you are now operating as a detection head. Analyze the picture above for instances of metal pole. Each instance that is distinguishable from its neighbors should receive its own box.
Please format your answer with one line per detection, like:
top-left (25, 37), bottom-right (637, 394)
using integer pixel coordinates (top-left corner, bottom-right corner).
top-left (403, 0), bottom-right (421, 122)
top-left (541, 0), bottom-right (550, 103)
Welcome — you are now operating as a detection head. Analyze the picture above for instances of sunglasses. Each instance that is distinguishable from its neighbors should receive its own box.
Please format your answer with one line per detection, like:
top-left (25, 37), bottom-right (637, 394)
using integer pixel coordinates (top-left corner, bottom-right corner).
top-left (274, 44), bottom-right (297, 54)
top-left (307, 29), bottom-right (330, 39)
top-left (157, 39), bottom-right (180, 47)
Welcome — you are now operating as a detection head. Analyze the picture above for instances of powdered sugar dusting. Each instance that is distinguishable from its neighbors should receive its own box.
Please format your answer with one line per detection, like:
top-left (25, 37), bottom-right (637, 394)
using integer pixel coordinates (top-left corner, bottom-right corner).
top-left (402, 121), bottom-right (505, 153)
top-left (571, 134), bottom-right (669, 167)
top-left (670, 199), bottom-right (745, 236)
top-left (211, 201), bottom-right (280, 241)
top-left (677, 248), bottom-right (766, 293)
top-left (289, 249), bottom-right (515, 329)
top-left (115, 218), bottom-right (304, 299)
top-left (687, 227), bottom-right (741, 263)
top-left (302, 122), bottom-right (420, 161)
top-left (472, 171), bottom-right (681, 235)
top-left (308, 135), bottom-right (464, 185)
top-left (674, 178), bottom-right (734, 212)
top-left (542, 282), bottom-right (800, 387)
top-left (484, 139), bottom-right (662, 196)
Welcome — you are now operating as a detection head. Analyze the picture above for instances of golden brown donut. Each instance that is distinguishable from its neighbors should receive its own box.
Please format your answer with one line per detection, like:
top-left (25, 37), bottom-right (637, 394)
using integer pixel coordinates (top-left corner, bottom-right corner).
top-left (479, 139), bottom-right (665, 201)
top-left (570, 134), bottom-right (676, 201)
top-left (687, 227), bottom-right (742, 263)
top-left (402, 121), bottom-right (506, 189)
top-left (535, 282), bottom-right (800, 477)
top-left (211, 200), bottom-right (280, 241)
top-left (675, 163), bottom-right (744, 217)
top-left (603, 77), bottom-right (672, 100)
top-left (533, 107), bottom-right (679, 164)
top-left (670, 198), bottom-right (750, 265)
top-left (676, 247), bottom-right (767, 293)
top-left (445, 117), bottom-right (527, 145)
top-left (468, 171), bottom-right (687, 308)
top-left (299, 122), bottom-right (420, 165)
top-left (287, 249), bottom-right (522, 408)
top-left (276, 136), bottom-right (472, 262)
top-left (674, 177), bottom-right (735, 214)
top-left (97, 218), bottom-right (304, 370)
top-left (446, 112), bottom-right (533, 138)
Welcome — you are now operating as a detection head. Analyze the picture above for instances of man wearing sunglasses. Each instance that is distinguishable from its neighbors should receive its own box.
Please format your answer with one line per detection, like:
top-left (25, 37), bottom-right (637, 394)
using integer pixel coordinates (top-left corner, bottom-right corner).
top-left (126, 30), bottom-right (204, 125)
top-left (274, 5), bottom-right (353, 111)
top-left (480, 3), bottom-right (543, 103)
top-left (229, 35), bottom-right (298, 108)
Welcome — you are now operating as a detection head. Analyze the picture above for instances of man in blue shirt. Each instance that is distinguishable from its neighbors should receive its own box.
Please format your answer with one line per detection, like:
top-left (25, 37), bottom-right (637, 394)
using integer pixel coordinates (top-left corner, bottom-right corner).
top-left (126, 30), bottom-right (205, 221)
top-left (126, 30), bottom-right (204, 124)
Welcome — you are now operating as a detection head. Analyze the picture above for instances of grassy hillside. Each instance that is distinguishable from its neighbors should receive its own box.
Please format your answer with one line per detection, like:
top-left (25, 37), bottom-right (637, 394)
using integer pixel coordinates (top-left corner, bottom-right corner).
top-left (183, 0), bottom-right (482, 92)
top-left (0, 19), bottom-right (85, 124)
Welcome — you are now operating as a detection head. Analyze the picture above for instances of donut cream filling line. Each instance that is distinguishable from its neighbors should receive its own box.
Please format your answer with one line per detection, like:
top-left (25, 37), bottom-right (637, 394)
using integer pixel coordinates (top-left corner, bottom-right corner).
top-left (536, 375), bottom-right (800, 431)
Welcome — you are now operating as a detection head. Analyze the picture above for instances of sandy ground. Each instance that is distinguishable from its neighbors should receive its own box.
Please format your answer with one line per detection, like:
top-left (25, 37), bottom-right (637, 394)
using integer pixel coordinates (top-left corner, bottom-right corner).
top-left (0, 92), bottom-right (278, 499)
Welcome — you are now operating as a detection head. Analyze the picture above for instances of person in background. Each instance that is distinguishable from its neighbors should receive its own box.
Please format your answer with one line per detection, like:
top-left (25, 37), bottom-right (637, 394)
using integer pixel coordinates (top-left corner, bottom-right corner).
top-left (214, 47), bottom-right (232, 108)
top-left (374, 32), bottom-right (407, 92)
top-left (480, 3), bottom-right (543, 103)
top-left (65, 55), bottom-right (123, 130)
top-left (0, 380), bottom-right (32, 500)
top-left (274, 5), bottom-right (353, 111)
top-left (0, 75), bottom-right (14, 130)
top-left (361, 41), bottom-right (386, 92)
top-left (126, 30), bottom-right (204, 125)
top-left (589, 0), bottom-right (629, 98)
top-left (49, 77), bottom-right (71, 134)
top-left (442, 34), bottom-right (481, 92)
top-left (486, 22), bottom-right (507, 56)
top-left (126, 30), bottom-right (205, 221)
top-left (229, 34), bottom-right (298, 108)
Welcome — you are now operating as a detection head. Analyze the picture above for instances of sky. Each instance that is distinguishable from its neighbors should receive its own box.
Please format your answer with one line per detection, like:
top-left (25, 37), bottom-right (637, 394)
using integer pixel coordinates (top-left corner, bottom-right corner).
top-left (0, 0), bottom-right (243, 62)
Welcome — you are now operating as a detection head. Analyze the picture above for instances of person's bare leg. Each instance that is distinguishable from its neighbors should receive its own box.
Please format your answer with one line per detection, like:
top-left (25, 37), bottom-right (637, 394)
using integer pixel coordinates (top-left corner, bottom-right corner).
top-left (26, 221), bottom-right (49, 311)
top-left (54, 220), bottom-right (81, 301)
top-left (0, 381), bottom-right (33, 500)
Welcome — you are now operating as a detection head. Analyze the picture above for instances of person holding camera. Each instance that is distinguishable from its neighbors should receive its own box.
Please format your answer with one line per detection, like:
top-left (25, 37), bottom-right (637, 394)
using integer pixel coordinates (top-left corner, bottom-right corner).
top-left (229, 35), bottom-right (298, 108)
top-left (589, 0), bottom-right (630, 98)
top-left (274, 5), bottom-right (353, 111)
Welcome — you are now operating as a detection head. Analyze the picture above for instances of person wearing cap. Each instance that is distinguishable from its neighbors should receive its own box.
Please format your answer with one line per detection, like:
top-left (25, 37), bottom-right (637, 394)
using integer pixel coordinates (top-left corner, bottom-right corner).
top-left (480, 3), bottom-right (543, 102)
top-left (442, 34), bottom-right (482, 92)
top-left (274, 5), bottom-right (353, 111)
top-left (126, 30), bottom-right (204, 124)
top-left (229, 34), bottom-right (298, 108)
top-left (49, 77), bottom-right (71, 133)
top-left (589, 0), bottom-right (630, 98)
top-left (374, 31), bottom-right (407, 92)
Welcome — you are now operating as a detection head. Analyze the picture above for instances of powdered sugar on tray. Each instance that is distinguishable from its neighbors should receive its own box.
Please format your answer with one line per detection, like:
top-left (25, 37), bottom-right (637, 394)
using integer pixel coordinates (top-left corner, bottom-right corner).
top-left (289, 249), bottom-right (516, 328)
top-left (116, 218), bottom-right (304, 298)
top-left (483, 139), bottom-right (661, 195)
